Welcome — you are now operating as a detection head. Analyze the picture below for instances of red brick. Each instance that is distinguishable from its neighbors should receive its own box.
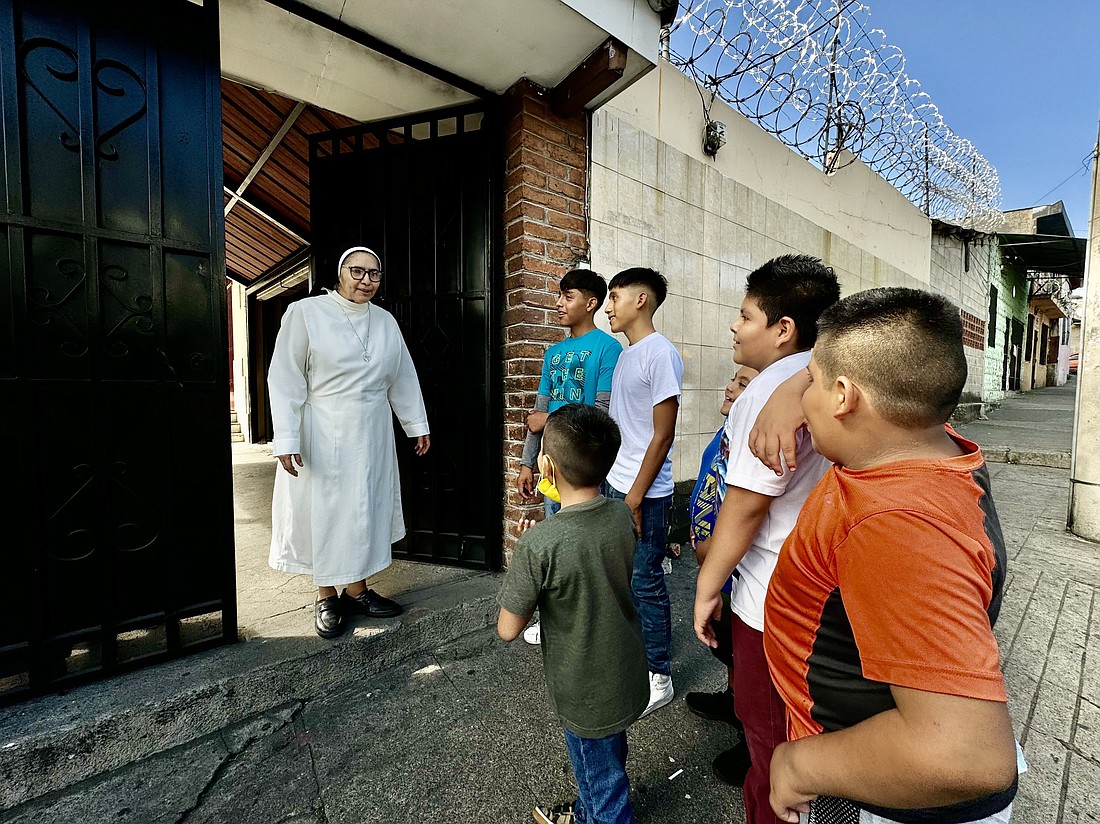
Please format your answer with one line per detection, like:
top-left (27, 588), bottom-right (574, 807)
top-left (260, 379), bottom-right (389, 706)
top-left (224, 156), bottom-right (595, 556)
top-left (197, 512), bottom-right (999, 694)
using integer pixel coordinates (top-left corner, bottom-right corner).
top-left (509, 256), bottom-right (557, 277)
top-left (503, 306), bottom-right (549, 326)
top-left (503, 341), bottom-right (549, 360)
top-left (506, 288), bottom-right (555, 309)
top-left (547, 176), bottom-right (584, 201)
top-left (547, 209), bottom-right (586, 233)
top-left (546, 141), bottom-right (586, 168)
top-left (545, 244), bottom-right (581, 264)
top-left (504, 374), bottom-right (541, 392)
top-left (503, 237), bottom-right (545, 259)
top-left (504, 202), bottom-right (546, 224)
top-left (503, 272), bottom-right (551, 291)
top-left (566, 232), bottom-right (588, 250)
top-left (517, 148), bottom-right (569, 180)
top-left (523, 117), bottom-right (570, 148)
top-left (566, 166), bottom-right (586, 186)
top-left (505, 357), bottom-right (543, 377)
top-left (504, 407), bottom-right (532, 425)
top-left (504, 324), bottom-right (563, 344)
top-left (524, 223), bottom-right (568, 243)
top-left (505, 166), bottom-right (547, 192)
top-left (521, 188), bottom-right (571, 213)
top-left (505, 423), bottom-right (529, 442)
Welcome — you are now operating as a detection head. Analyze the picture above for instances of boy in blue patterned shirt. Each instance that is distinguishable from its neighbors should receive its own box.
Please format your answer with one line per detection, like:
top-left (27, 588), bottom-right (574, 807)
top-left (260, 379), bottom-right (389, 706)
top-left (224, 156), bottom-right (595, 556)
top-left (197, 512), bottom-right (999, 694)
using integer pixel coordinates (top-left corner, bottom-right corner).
top-left (516, 268), bottom-right (621, 644)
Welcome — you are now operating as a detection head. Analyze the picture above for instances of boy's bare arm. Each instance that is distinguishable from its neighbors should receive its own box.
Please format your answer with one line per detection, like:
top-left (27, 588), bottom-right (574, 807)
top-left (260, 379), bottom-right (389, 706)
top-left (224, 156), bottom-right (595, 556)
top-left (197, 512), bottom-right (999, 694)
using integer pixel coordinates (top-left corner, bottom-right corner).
top-left (497, 607), bottom-right (534, 642)
top-left (623, 397), bottom-right (678, 531)
top-left (748, 370), bottom-right (811, 476)
top-left (769, 687), bottom-right (1017, 822)
top-left (692, 487), bottom-right (772, 647)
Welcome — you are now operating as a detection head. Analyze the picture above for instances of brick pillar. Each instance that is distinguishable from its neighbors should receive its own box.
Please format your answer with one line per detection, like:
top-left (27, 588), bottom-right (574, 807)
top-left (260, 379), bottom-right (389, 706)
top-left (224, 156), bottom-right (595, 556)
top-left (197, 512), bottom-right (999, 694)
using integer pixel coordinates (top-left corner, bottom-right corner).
top-left (501, 79), bottom-right (589, 561)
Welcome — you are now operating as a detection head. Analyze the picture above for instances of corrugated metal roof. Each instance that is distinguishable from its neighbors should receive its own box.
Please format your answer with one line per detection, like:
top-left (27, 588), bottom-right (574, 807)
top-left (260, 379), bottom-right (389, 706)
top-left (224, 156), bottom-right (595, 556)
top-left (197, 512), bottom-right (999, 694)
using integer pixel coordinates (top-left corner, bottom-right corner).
top-left (221, 79), bottom-right (358, 285)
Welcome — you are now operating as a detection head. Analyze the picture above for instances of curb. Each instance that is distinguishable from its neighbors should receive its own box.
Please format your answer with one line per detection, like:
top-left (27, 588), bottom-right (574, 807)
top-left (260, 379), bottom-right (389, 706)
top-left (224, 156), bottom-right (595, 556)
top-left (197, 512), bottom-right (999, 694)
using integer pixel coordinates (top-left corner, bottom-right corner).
top-left (980, 448), bottom-right (1071, 470)
top-left (0, 573), bottom-right (500, 811)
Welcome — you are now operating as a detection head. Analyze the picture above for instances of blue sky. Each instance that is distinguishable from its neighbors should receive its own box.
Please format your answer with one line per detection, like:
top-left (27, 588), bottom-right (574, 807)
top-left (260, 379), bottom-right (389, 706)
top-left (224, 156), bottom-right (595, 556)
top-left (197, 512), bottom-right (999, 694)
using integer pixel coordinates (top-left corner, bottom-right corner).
top-left (855, 1), bottom-right (1099, 236)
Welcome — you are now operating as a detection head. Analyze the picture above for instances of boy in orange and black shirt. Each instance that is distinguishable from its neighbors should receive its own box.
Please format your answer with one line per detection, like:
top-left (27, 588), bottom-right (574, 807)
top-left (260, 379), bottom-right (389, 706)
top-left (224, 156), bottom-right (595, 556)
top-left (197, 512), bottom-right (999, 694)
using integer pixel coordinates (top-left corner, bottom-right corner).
top-left (764, 288), bottom-right (1019, 824)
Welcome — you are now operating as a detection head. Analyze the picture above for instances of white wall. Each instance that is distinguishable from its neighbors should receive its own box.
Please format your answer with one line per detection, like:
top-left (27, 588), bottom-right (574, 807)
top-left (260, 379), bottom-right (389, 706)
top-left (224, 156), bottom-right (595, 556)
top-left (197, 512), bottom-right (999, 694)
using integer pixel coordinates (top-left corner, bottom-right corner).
top-left (589, 61), bottom-right (932, 482)
top-left (930, 231), bottom-right (996, 400)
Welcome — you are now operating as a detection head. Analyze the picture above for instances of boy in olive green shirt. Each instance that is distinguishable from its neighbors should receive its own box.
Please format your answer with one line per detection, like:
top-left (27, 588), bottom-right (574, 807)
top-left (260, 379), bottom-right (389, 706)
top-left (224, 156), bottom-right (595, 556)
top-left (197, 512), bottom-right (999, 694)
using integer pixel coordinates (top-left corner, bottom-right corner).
top-left (499, 404), bottom-right (647, 824)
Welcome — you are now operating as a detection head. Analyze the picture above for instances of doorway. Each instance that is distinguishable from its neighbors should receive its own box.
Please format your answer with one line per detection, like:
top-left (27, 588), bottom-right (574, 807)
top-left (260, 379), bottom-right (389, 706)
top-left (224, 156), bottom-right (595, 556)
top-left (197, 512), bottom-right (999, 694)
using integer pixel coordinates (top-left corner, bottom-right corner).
top-left (308, 105), bottom-right (501, 570)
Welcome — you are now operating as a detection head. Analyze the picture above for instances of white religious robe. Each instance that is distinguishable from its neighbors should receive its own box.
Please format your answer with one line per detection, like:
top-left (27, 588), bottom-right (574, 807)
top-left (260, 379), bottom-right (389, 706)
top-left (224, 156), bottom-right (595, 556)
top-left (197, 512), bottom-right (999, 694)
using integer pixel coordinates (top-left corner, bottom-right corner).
top-left (267, 290), bottom-right (429, 586)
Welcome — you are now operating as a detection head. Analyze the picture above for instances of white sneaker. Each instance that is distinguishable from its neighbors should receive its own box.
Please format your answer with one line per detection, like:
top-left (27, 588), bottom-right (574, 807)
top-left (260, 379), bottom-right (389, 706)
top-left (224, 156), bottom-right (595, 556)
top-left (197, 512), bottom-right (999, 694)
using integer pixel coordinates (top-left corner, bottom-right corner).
top-left (523, 622), bottom-right (541, 645)
top-left (640, 672), bottom-right (674, 718)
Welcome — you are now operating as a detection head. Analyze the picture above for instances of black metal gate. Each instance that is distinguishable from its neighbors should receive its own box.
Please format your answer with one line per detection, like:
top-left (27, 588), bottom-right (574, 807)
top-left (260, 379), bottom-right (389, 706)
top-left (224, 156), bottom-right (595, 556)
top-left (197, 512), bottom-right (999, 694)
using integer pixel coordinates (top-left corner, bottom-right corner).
top-left (309, 105), bottom-right (500, 570)
top-left (0, 0), bottom-right (233, 702)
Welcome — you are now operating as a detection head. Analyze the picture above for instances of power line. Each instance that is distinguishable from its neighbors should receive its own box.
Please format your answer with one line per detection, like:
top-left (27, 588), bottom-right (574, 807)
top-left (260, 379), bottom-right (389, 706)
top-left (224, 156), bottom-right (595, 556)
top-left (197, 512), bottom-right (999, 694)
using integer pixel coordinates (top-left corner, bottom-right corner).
top-left (1031, 149), bottom-right (1095, 205)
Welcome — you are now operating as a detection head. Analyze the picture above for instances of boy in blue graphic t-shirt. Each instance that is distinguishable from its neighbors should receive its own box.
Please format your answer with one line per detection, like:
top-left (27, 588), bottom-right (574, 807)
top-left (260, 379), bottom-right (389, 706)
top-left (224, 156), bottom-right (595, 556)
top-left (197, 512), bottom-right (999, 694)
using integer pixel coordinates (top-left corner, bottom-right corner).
top-left (516, 268), bottom-right (621, 643)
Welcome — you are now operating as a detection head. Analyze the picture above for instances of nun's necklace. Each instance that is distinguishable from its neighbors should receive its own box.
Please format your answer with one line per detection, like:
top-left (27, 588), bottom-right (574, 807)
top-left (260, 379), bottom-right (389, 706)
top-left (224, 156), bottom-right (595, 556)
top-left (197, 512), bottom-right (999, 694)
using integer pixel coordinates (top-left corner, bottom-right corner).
top-left (337, 300), bottom-right (373, 362)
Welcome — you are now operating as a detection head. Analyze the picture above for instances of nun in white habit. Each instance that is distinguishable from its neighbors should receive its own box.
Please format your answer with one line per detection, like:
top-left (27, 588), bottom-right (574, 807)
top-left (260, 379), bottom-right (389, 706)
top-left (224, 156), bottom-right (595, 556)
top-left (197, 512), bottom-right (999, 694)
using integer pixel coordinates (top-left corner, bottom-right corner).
top-left (267, 246), bottom-right (430, 639)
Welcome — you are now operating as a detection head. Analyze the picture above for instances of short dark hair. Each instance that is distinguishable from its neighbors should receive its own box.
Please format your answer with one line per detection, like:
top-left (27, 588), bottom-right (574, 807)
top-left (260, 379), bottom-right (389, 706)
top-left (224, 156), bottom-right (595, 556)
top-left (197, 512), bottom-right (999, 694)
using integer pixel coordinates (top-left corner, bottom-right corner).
top-left (608, 267), bottom-right (668, 308)
top-left (745, 255), bottom-right (841, 348)
top-left (542, 404), bottom-right (621, 488)
top-left (815, 287), bottom-right (967, 428)
top-left (559, 268), bottom-right (608, 306)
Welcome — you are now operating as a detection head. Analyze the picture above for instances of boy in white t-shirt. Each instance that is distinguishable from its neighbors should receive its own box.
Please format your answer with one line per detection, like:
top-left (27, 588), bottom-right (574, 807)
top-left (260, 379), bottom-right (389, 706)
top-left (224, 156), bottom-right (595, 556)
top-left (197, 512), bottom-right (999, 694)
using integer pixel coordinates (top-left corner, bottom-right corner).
top-left (692, 255), bottom-right (839, 824)
top-left (603, 267), bottom-right (684, 718)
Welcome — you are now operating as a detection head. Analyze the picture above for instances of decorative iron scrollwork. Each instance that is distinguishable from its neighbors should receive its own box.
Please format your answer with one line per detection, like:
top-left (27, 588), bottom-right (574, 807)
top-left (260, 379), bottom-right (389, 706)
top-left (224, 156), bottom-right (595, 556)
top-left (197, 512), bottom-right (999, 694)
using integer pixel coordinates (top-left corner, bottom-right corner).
top-left (47, 463), bottom-right (97, 562)
top-left (100, 264), bottom-right (154, 358)
top-left (18, 37), bottom-right (149, 161)
top-left (111, 461), bottom-right (159, 553)
top-left (28, 257), bottom-right (89, 359)
top-left (18, 37), bottom-right (80, 154)
top-left (93, 58), bottom-right (148, 161)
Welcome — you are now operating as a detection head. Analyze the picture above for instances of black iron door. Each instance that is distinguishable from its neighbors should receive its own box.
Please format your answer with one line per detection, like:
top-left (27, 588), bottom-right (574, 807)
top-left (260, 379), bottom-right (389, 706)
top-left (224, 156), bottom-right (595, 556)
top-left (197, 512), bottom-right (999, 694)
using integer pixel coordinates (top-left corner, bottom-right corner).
top-left (309, 106), bottom-right (500, 570)
top-left (0, 0), bottom-right (233, 702)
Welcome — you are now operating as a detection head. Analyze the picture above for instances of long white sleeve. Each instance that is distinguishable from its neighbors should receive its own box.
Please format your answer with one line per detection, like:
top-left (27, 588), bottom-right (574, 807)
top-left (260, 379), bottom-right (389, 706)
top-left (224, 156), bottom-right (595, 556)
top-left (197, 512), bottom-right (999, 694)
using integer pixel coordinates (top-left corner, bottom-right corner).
top-left (267, 301), bottom-right (309, 455)
top-left (388, 332), bottom-right (429, 437)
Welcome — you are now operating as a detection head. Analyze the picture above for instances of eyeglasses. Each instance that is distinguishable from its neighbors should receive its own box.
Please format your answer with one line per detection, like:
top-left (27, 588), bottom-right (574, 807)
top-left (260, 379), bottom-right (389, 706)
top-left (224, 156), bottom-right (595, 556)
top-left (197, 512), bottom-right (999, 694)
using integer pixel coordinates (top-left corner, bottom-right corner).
top-left (344, 265), bottom-right (383, 282)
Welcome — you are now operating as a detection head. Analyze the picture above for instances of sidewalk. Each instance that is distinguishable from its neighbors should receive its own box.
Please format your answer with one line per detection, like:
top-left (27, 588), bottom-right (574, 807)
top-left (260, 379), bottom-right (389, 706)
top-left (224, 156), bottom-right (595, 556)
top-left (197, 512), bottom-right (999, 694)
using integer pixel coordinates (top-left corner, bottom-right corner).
top-left (954, 377), bottom-right (1077, 468)
top-left (2, 387), bottom-right (1098, 822)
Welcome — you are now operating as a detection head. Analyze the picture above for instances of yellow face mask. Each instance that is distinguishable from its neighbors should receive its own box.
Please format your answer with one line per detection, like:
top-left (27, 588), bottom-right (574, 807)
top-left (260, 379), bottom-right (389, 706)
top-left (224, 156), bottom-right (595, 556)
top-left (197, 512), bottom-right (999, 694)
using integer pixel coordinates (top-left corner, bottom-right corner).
top-left (536, 453), bottom-right (561, 503)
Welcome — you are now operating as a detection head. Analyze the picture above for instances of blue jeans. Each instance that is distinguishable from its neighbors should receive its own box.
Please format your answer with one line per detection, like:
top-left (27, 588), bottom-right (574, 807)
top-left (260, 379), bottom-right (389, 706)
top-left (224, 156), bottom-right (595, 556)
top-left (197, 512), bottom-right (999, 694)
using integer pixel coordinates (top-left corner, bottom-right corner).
top-left (563, 728), bottom-right (633, 824)
top-left (604, 485), bottom-right (672, 675)
top-left (544, 497), bottom-right (561, 518)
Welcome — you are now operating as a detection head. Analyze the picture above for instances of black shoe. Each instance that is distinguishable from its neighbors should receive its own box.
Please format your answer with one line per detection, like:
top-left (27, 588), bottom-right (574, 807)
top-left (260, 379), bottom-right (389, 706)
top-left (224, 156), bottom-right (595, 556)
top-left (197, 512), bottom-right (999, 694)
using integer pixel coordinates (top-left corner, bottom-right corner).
top-left (315, 595), bottom-right (345, 639)
top-left (340, 587), bottom-right (403, 618)
top-left (712, 740), bottom-right (752, 786)
top-left (685, 687), bottom-right (741, 728)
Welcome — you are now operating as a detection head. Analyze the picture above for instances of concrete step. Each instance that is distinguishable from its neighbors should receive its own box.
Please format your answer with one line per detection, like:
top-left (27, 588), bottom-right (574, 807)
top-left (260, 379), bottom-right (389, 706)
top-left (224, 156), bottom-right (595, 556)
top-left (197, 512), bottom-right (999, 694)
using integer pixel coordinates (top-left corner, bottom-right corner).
top-left (0, 571), bottom-right (501, 811)
top-left (229, 410), bottom-right (244, 442)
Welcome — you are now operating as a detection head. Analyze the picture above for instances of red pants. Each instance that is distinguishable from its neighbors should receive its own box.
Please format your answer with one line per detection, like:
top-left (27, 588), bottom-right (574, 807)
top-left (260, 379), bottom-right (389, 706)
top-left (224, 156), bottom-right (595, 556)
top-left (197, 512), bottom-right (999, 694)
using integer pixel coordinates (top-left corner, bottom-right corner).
top-left (731, 615), bottom-right (787, 824)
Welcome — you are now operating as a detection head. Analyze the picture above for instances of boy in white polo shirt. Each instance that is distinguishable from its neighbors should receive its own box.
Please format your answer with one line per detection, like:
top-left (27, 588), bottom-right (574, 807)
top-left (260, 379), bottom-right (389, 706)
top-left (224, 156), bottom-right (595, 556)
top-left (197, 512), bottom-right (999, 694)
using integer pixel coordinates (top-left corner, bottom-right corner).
top-left (603, 267), bottom-right (683, 718)
top-left (692, 255), bottom-right (839, 824)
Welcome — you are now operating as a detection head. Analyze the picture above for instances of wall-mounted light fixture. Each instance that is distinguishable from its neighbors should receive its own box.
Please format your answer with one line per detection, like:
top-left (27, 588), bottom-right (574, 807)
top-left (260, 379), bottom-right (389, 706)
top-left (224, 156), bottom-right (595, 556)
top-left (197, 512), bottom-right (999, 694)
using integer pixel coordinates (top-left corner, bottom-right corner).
top-left (703, 120), bottom-right (726, 157)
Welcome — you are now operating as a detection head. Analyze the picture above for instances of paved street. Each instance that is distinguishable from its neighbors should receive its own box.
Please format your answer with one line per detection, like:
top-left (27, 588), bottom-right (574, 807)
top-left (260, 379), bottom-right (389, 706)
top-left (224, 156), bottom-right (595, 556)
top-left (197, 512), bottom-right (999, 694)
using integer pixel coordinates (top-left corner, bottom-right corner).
top-left (2, 381), bottom-right (1097, 823)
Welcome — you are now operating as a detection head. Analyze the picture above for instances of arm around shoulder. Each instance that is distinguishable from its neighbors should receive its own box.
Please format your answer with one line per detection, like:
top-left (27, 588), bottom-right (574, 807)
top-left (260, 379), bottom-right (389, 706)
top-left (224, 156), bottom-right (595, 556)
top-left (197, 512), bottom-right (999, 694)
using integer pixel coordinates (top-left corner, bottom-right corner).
top-left (748, 369), bottom-right (811, 476)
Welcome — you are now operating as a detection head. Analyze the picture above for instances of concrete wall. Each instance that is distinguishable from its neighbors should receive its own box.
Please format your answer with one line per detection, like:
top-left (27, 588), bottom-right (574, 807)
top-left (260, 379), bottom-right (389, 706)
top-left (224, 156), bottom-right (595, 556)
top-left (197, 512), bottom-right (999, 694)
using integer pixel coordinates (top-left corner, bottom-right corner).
top-left (588, 61), bottom-right (932, 482)
top-left (930, 230), bottom-right (997, 400)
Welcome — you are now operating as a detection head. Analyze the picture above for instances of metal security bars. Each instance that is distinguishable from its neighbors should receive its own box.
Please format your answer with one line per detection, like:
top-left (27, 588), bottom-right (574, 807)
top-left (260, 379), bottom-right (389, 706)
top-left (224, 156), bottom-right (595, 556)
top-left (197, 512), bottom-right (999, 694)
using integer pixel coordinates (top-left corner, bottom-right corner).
top-left (671, 0), bottom-right (1002, 231)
